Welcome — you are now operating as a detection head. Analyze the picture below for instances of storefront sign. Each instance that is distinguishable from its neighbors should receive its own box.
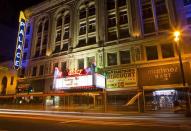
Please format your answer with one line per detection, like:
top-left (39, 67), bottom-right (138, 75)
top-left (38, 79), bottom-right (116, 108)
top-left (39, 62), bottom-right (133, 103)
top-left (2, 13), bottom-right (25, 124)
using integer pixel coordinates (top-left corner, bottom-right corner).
top-left (54, 74), bottom-right (105, 89)
top-left (14, 11), bottom-right (26, 70)
top-left (106, 68), bottom-right (137, 88)
top-left (138, 63), bottom-right (190, 86)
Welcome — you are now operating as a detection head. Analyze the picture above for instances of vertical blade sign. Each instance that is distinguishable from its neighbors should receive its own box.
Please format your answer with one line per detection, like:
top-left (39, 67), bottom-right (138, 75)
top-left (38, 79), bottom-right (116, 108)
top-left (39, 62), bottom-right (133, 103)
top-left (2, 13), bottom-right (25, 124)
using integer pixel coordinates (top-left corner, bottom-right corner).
top-left (14, 11), bottom-right (26, 70)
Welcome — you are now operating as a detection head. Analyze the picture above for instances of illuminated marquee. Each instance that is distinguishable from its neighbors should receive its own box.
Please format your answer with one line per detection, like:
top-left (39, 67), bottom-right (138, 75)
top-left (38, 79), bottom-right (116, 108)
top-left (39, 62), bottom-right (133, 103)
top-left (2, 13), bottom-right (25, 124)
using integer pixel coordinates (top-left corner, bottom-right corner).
top-left (14, 11), bottom-right (26, 70)
top-left (54, 73), bottom-right (105, 89)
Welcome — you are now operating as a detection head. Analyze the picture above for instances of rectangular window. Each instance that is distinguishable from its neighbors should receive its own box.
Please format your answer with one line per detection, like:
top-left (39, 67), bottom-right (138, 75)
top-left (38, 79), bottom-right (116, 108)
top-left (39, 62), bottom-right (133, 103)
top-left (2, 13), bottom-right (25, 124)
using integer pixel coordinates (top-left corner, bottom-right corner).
top-left (26, 25), bottom-right (30, 35)
top-left (184, 0), bottom-right (191, 6)
top-left (32, 66), bottom-right (37, 76)
top-left (107, 53), bottom-right (117, 66)
top-left (107, 0), bottom-right (115, 10)
top-left (63, 27), bottom-right (69, 39)
top-left (35, 50), bottom-right (40, 58)
top-left (143, 21), bottom-right (155, 34)
top-left (108, 14), bottom-right (116, 27)
top-left (78, 58), bottom-right (84, 69)
top-left (53, 44), bottom-right (60, 53)
top-left (146, 46), bottom-right (158, 60)
top-left (80, 8), bottom-right (86, 19)
top-left (64, 14), bottom-right (70, 24)
top-left (79, 23), bottom-right (86, 35)
top-left (78, 39), bottom-right (86, 47)
top-left (120, 51), bottom-right (131, 64)
top-left (10, 76), bottom-right (14, 85)
top-left (87, 56), bottom-right (95, 68)
top-left (119, 11), bottom-right (128, 25)
top-left (118, 0), bottom-right (126, 7)
top-left (56, 30), bottom-right (61, 42)
top-left (108, 31), bottom-right (117, 41)
top-left (88, 20), bottom-right (96, 33)
top-left (39, 65), bottom-right (44, 76)
top-left (88, 37), bottom-right (96, 45)
top-left (161, 43), bottom-right (174, 58)
top-left (119, 28), bottom-right (130, 38)
top-left (41, 48), bottom-right (46, 56)
top-left (62, 43), bottom-right (68, 51)
top-left (61, 62), bottom-right (67, 73)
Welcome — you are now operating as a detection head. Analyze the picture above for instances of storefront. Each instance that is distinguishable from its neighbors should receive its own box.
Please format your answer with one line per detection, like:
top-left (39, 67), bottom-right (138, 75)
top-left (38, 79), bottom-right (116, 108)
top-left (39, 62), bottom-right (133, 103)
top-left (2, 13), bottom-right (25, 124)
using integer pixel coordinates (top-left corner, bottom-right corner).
top-left (138, 62), bottom-right (191, 112)
top-left (105, 68), bottom-right (139, 112)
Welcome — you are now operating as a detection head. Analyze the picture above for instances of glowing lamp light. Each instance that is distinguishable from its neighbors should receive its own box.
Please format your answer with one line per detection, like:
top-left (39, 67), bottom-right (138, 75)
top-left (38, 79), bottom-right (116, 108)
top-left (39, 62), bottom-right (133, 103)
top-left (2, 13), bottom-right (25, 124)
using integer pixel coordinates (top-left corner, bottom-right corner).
top-left (174, 31), bottom-right (180, 42)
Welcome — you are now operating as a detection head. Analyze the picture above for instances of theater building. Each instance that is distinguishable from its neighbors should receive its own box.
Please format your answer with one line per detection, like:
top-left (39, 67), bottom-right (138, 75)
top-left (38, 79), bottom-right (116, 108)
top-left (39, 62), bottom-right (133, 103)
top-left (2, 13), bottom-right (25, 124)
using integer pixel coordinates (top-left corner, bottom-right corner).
top-left (16, 0), bottom-right (191, 112)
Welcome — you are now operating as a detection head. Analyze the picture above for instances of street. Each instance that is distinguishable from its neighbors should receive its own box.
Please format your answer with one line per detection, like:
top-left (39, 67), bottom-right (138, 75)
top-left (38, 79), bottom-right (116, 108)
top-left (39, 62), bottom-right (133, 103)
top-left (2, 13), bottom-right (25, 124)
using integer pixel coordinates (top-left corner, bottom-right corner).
top-left (0, 109), bottom-right (191, 131)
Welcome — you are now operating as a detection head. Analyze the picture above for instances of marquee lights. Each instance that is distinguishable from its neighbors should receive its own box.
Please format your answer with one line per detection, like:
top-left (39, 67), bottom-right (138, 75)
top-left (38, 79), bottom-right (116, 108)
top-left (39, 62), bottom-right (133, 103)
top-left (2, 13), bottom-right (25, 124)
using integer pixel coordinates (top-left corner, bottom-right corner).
top-left (14, 11), bottom-right (26, 70)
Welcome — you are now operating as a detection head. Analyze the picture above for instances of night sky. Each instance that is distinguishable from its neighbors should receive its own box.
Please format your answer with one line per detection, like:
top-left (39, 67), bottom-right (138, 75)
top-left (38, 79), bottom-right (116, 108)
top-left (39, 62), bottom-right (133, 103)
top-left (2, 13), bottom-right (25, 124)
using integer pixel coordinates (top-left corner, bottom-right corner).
top-left (0, 0), bottom-right (45, 62)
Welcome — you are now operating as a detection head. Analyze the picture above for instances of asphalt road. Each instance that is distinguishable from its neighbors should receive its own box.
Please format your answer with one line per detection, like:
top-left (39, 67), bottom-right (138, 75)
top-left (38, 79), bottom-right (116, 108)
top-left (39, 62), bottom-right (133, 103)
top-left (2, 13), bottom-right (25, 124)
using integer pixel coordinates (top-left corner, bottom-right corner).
top-left (0, 110), bottom-right (191, 131)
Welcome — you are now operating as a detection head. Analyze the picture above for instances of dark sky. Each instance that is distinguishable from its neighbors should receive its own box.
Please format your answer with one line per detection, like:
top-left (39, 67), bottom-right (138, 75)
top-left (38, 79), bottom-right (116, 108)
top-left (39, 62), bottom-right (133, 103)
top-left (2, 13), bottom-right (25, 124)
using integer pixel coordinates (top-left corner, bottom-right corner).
top-left (0, 0), bottom-right (45, 62)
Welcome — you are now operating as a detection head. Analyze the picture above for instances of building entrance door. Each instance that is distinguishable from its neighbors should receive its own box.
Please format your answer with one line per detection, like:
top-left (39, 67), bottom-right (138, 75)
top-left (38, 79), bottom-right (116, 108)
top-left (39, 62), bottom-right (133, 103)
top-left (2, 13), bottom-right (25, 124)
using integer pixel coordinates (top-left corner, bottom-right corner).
top-left (153, 90), bottom-right (176, 111)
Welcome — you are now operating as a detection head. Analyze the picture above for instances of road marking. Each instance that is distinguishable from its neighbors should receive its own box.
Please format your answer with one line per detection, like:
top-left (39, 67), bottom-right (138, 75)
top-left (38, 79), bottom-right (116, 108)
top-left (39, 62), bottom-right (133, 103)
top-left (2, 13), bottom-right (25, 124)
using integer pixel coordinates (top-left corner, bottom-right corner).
top-left (60, 119), bottom-right (84, 124)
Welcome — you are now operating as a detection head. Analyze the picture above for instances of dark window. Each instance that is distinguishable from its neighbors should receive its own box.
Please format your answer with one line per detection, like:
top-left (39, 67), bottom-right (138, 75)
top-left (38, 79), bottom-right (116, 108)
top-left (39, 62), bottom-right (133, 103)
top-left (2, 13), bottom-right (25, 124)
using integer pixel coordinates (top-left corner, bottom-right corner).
top-left (119, 28), bottom-right (130, 38)
top-left (35, 50), bottom-right (40, 58)
top-left (39, 65), bottom-right (44, 76)
top-left (88, 37), bottom-right (96, 45)
top-left (108, 31), bottom-right (117, 41)
top-left (87, 56), bottom-right (95, 67)
top-left (184, 0), bottom-right (191, 6)
top-left (161, 44), bottom-right (174, 58)
top-left (108, 14), bottom-right (116, 27)
top-left (79, 23), bottom-right (86, 35)
top-left (146, 46), bottom-right (158, 60)
top-left (78, 59), bottom-right (84, 69)
top-left (88, 5), bottom-right (96, 16)
top-left (80, 8), bottom-right (86, 19)
top-left (61, 62), bottom-right (67, 73)
top-left (57, 17), bottom-right (62, 27)
top-left (54, 45), bottom-right (60, 53)
top-left (10, 76), bottom-right (14, 85)
top-left (63, 28), bottom-right (69, 39)
top-left (64, 14), bottom-right (70, 24)
top-left (78, 39), bottom-right (86, 47)
top-left (24, 39), bottom-right (29, 48)
top-left (88, 20), bottom-right (96, 33)
top-left (155, 0), bottom-right (167, 15)
top-left (157, 17), bottom-right (170, 31)
top-left (119, 11), bottom-right (128, 25)
top-left (107, 53), bottom-right (117, 66)
top-left (118, 0), bottom-right (126, 7)
top-left (107, 0), bottom-right (115, 10)
top-left (44, 21), bottom-right (49, 31)
top-left (120, 51), bottom-right (131, 64)
top-left (23, 52), bottom-right (27, 61)
top-left (32, 66), bottom-right (37, 76)
top-left (144, 21), bottom-right (155, 34)
top-left (56, 30), bottom-right (61, 42)
top-left (142, 4), bottom-right (153, 19)
top-left (41, 48), bottom-right (46, 56)
top-left (62, 43), bottom-right (68, 51)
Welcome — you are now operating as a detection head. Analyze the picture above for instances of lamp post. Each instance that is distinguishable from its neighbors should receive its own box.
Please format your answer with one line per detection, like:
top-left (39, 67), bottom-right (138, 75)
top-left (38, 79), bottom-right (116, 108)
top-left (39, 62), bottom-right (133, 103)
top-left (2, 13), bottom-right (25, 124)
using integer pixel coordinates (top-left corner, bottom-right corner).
top-left (173, 31), bottom-right (191, 117)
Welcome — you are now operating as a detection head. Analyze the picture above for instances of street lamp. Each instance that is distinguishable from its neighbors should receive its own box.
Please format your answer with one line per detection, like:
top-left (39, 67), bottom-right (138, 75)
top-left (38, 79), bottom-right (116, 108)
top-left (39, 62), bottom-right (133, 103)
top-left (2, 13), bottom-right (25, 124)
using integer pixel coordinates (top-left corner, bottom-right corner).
top-left (173, 31), bottom-right (191, 117)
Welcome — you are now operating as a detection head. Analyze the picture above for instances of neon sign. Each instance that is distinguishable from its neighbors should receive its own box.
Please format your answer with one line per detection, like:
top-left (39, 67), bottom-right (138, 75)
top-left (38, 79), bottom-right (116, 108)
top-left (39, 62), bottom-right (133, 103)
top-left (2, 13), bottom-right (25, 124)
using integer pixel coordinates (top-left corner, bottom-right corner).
top-left (14, 11), bottom-right (26, 70)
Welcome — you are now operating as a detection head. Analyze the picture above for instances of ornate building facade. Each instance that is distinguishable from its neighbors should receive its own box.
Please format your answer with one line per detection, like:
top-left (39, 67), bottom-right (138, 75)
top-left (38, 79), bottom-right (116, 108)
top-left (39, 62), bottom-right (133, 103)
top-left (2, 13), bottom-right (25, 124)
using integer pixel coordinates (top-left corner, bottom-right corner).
top-left (17, 0), bottom-right (191, 112)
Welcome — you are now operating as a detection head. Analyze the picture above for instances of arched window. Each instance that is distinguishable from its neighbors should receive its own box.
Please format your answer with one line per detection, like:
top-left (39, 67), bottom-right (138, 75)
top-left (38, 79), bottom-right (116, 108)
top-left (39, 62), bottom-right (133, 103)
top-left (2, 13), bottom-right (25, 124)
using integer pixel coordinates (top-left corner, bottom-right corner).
top-left (53, 9), bottom-right (70, 54)
top-left (77, 1), bottom-right (96, 48)
top-left (107, 0), bottom-right (130, 41)
top-left (34, 17), bottom-right (49, 58)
